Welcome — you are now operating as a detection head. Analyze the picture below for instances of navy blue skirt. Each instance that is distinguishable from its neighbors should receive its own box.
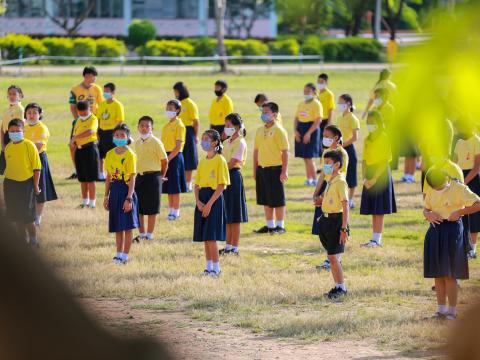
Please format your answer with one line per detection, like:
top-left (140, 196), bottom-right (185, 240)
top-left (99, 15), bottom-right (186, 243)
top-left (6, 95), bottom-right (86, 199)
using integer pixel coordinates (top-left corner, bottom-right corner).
top-left (344, 144), bottom-right (358, 188)
top-left (162, 152), bottom-right (187, 194)
top-left (37, 152), bottom-right (58, 204)
top-left (295, 122), bottom-right (320, 159)
top-left (183, 126), bottom-right (198, 171)
top-left (424, 220), bottom-right (469, 279)
top-left (108, 181), bottom-right (139, 233)
top-left (312, 182), bottom-right (327, 235)
top-left (224, 168), bottom-right (248, 224)
top-left (463, 170), bottom-right (480, 233)
top-left (193, 187), bottom-right (226, 242)
top-left (360, 165), bottom-right (397, 215)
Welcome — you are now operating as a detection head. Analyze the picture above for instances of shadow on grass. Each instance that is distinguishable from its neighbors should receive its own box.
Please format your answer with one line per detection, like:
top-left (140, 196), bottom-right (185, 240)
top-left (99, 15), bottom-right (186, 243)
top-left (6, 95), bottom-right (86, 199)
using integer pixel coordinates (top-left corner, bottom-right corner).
top-left (353, 347), bottom-right (443, 359)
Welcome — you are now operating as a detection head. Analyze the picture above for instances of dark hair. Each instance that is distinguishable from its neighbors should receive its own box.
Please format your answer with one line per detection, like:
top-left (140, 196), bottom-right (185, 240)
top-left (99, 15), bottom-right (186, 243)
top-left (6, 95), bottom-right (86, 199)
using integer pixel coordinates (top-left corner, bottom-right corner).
top-left (305, 82), bottom-right (317, 94)
top-left (323, 150), bottom-right (343, 168)
top-left (104, 82), bottom-right (115, 92)
top-left (203, 129), bottom-right (223, 154)
top-left (374, 87), bottom-right (389, 100)
top-left (324, 125), bottom-right (343, 144)
top-left (340, 94), bottom-right (354, 112)
top-left (254, 93), bottom-right (268, 104)
top-left (367, 110), bottom-right (384, 129)
top-left (262, 101), bottom-right (279, 114)
top-left (138, 115), bottom-right (154, 126)
top-left (8, 118), bottom-right (24, 129)
top-left (113, 123), bottom-right (132, 145)
top-left (426, 168), bottom-right (449, 189)
top-left (173, 81), bottom-right (190, 101)
top-left (166, 99), bottom-right (182, 115)
top-left (7, 85), bottom-right (23, 99)
top-left (225, 113), bottom-right (246, 137)
top-left (83, 66), bottom-right (98, 77)
top-left (76, 101), bottom-right (89, 111)
top-left (215, 80), bottom-right (228, 90)
top-left (24, 103), bottom-right (43, 120)
top-left (318, 73), bottom-right (328, 81)
top-left (378, 68), bottom-right (391, 82)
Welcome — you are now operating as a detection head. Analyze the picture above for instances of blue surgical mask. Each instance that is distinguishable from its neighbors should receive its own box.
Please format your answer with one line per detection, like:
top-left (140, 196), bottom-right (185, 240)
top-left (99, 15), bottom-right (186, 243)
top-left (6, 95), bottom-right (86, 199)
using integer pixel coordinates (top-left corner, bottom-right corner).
top-left (261, 113), bottom-right (271, 123)
top-left (323, 164), bottom-right (333, 175)
top-left (103, 92), bottom-right (112, 100)
top-left (9, 131), bottom-right (23, 142)
top-left (113, 137), bottom-right (128, 147)
top-left (201, 140), bottom-right (211, 152)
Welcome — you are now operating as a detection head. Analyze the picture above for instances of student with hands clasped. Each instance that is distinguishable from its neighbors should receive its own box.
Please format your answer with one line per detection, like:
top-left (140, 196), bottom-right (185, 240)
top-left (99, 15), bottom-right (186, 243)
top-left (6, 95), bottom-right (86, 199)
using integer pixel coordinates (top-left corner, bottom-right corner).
top-left (193, 129), bottom-right (230, 277)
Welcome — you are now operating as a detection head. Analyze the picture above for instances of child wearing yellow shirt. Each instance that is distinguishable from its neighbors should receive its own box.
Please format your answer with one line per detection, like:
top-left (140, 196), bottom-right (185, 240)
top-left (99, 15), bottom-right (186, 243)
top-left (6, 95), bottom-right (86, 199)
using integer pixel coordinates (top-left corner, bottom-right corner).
top-left (317, 73), bottom-right (336, 151)
top-left (194, 129), bottom-right (230, 277)
top-left (103, 124), bottom-right (138, 265)
top-left (253, 93), bottom-right (283, 126)
top-left (161, 100), bottom-right (187, 221)
top-left (1, 85), bottom-right (25, 150)
top-left (209, 80), bottom-right (234, 137)
top-left (3, 119), bottom-right (41, 246)
top-left (24, 103), bottom-right (58, 226)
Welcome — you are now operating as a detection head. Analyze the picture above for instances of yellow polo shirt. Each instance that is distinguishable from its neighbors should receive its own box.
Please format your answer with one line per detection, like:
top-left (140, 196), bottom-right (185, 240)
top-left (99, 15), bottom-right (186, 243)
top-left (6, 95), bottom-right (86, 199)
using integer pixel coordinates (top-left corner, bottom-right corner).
top-left (318, 89), bottom-right (335, 120)
top-left (296, 99), bottom-right (322, 123)
top-left (24, 121), bottom-right (50, 153)
top-left (364, 131), bottom-right (392, 166)
top-left (254, 122), bottom-right (289, 167)
top-left (2, 103), bottom-right (24, 133)
top-left (96, 98), bottom-right (125, 130)
top-left (180, 98), bottom-right (199, 127)
top-left (425, 180), bottom-right (479, 219)
top-left (209, 94), bottom-right (234, 126)
top-left (454, 135), bottom-right (480, 170)
top-left (321, 175), bottom-right (349, 214)
top-left (73, 114), bottom-right (98, 147)
top-left (4, 139), bottom-right (41, 181)
top-left (335, 112), bottom-right (360, 142)
top-left (223, 136), bottom-right (247, 169)
top-left (161, 117), bottom-right (186, 152)
top-left (105, 147), bottom-right (136, 184)
top-left (69, 83), bottom-right (104, 115)
top-left (134, 135), bottom-right (167, 174)
top-left (195, 154), bottom-right (230, 190)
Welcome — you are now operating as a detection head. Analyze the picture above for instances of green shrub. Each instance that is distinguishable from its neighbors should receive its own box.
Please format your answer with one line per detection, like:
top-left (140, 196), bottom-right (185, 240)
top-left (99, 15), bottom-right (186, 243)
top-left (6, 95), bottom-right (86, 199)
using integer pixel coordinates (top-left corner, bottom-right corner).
top-left (268, 38), bottom-right (300, 55)
top-left (224, 39), bottom-right (268, 56)
top-left (138, 40), bottom-right (194, 57)
top-left (72, 37), bottom-right (97, 57)
top-left (0, 33), bottom-right (47, 60)
top-left (41, 37), bottom-right (73, 63)
top-left (184, 37), bottom-right (217, 57)
top-left (322, 38), bottom-right (382, 62)
top-left (96, 37), bottom-right (127, 58)
top-left (302, 36), bottom-right (322, 55)
top-left (127, 19), bottom-right (157, 48)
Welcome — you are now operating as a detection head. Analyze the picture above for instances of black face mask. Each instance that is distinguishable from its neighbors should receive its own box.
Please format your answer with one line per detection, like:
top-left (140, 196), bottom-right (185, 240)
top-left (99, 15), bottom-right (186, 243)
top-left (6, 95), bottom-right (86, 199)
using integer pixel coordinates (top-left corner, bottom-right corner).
top-left (215, 90), bottom-right (224, 97)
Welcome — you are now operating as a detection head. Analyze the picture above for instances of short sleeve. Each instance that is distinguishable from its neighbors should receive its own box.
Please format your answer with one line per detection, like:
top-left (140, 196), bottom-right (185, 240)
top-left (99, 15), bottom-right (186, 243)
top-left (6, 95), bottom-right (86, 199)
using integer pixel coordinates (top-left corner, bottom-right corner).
top-left (461, 184), bottom-right (480, 207)
top-left (30, 142), bottom-right (42, 170)
top-left (313, 101), bottom-right (322, 119)
top-left (424, 191), bottom-right (432, 210)
top-left (254, 128), bottom-right (261, 150)
top-left (217, 157), bottom-right (230, 185)
top-left (329, 93), bottom-right (336, 110)
top-left (226, 97), bottom-right (234, 114)
top-left (275, 128), bottom-right (289, 151)
top-left (352, 114), bottom-right (360, 129)
top-left (90, 116), bottom-right (98, 132)
top-left (96, 86), bottom-right (105, 104)
top-left (337, 182), bottom-right (348, 203)
top-left (156, 141), bottom-right (168, 161)
top-left (176, 124), bottom-right (186, 142)
top-left (194, 161), bottom-right (203, 185)
top-left (125, 152), bottom-right (137, 174)
top-left (69, 90), bottom-right (76, 104)
top-left (118, 102), bottom-right (125, 123)
top-left (232, 139), bottom-right (246, 162)
top-left (191, 101), bottom-right (199, 120)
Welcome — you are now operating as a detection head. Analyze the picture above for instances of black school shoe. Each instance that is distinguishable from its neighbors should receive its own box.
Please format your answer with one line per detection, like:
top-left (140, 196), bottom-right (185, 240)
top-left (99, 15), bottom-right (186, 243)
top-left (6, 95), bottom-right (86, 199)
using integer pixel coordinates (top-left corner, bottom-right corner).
top-left (254, 226), bottom-right (276, 234)
top-left (272, 226), bottom-right (286, 234)
top-left (219, 248), bottom-right (232, 255)
top-left (66, 172), bottom-right (78, 180)
top-left (325, 287), bottom-right (348, 299)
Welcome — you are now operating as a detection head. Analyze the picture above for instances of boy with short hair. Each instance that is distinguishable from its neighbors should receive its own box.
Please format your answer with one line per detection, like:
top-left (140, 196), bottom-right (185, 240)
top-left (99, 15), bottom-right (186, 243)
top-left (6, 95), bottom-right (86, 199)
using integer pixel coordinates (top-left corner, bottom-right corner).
top-left (253, 93), bottom-right (283, 125)
top-left (208, 80), bottom-right (234, 137)
top-left (3, 119), bottom-right (41, 246)
top-left (315, 150), bottom-right (349, 299)
top-left (253, 102), bottom-right (289, 234)
top-left (317, 73), bottom-right (335, 154)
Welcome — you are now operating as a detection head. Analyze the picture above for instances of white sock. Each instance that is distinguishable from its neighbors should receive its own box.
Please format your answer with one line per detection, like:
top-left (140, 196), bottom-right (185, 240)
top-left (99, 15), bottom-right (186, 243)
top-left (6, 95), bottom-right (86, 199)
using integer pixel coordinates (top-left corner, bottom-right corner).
top-left (122, 253), bottom-right (128, 261)
top-left (146, 232), bottom-right (153, 240)
top-left (348, 199), bottom-right (354, 207)
top-left (139, 232), bottom-right (146, 238)
top-left (232, 246), bottom-right (239, 252)
top-left (206, 260), bottom-right (213, 271)
top-left (35, 215), bottom-right (42, 224)
top-left (336, 283), bottom-right (346, 291)
top-left (276, 219), bottom-right (285, 228)
top-left (116, 252), bottom-right (122, 259)
top-left (225, 244), bottom-right (233, 250)
top-left (187, 182), bottom-right (192, 190)
top-left (213, 262), bottom-right (220, 273)
top-left (173, 208), bottom-right (180, 217)
top-left (267, 219), bottom-right (275, 228)
top-left (448, 306), bottom-right (456, 316)
top-left (89, 198), bottom-right (96, 207)
top-left (168, 207), bottom-right (173, 215)
top-left (29, 236), bottom-right (38, 245)
top-left (83, 198), bottom-right (89, 206)
top-left (438, 304), bottom-right (448, 314)
top-left (473, 244), bottom-right (477, 252)
top-left (372, 232), bottom-right (382, 243)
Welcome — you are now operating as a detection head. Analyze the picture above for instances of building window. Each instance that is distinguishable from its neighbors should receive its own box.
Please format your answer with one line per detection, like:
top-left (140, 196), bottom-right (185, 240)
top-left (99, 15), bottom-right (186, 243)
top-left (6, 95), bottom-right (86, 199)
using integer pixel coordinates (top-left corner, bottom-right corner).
top-left (5, 0), bottom-right (46, 17)
top-left (133, 0), bottom-right (199, 19)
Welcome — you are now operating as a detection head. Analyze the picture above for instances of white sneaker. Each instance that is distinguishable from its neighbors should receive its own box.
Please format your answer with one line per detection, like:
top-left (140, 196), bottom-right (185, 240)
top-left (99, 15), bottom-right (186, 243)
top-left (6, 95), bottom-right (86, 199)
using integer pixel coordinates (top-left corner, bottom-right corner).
top-left (361, 239), bottom-right (381, 248)
top-left (468, 250), bottom-right (477, 259)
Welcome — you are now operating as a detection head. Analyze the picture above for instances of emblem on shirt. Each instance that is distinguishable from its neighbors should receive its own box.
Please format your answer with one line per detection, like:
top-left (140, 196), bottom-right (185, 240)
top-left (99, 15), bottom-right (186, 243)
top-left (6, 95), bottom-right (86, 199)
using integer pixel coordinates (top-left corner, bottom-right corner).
top-left (102, 111), bottom-right (110, 120)
top-left (210, 170), bottom-right (215, 178)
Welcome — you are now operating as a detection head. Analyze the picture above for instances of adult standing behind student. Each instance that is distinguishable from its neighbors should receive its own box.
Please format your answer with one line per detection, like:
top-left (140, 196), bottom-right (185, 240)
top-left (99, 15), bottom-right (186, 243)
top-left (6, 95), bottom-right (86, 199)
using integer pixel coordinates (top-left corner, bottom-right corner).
top-left (173, 81), bottom-right (199, 193)
top-left (253, 102), bottom-right (289, 235)
top-left (96, 83), bottom-right (125, 181)
top-left (253, 93), bottom-right (283, 126)
top-left (295, 83), bottom-right (322, 187)
top-left (317, 73), bottom-right (336, 153)
top-left (208, 80), bottom-right (233, 138)
top-left (67, 66), bottom-right (104, 180)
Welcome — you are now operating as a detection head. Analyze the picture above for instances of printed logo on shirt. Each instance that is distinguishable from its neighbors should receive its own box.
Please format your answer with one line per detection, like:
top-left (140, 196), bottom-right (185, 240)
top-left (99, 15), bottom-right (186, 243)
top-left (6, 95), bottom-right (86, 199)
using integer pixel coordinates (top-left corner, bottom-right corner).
top-left (210, 170), bottom-right (216, 179)
top-left (102, 111), bottom-right (110, 120)
top-left (299, 110), bottom-right (309, 117)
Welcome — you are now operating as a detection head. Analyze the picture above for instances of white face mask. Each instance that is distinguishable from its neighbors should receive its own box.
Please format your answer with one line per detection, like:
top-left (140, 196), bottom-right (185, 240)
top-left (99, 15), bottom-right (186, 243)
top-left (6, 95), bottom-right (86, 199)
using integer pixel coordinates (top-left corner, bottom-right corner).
top-left (165, 110), bottom-right (177, 119)
top-left (27, 119), bottom-right (39, 125)
top-left (322, 137), bottom-right (334, 148)
top-left (304, 94), bottom-right (314, 101)
top-left (338, 104), bottom-right (348, 112)
top-left (224, 127), bottom-right (236, 137)
top-left (317, 83), bottom-right (326, 90)
top-left (367, 124), bottom-right (378, 133)
top-left (373, 98), bottom-right (383, 107)
top-left (78, 114), bottom-right (90, 121)
top-left (139, 132), bottom-right (152, 140)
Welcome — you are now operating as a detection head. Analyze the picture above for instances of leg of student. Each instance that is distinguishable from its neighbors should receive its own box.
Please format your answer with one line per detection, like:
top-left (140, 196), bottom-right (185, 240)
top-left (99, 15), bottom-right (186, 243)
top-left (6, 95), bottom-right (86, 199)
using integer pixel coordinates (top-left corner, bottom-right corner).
top-left (372, 215), bottom-right (384, 244)
top-left (81, 182), bottom-right (88, 202)
top-left (25, 222), bottom-right (38, 245)
top-left (471, 232), bottom-right (478, 252)
top-left (226, 224), bottom-right (232, 246)
top-left (328, 254), bottom-right (344, 285)
top-left (274, 206), bottom-right (286, 228)
top-left (231, 223), bottom-right (240, 248)
top-left (123, 229), bottom-right (133, 256)
top-left (147, 215), bottom-right (156, 234)
top-left (445, 276), bottom-right (458, 315)
top-left (204, 241), bottom-right (213, 271)
top-left (87, 181), bottom-right (96, 207)
top-left (348, 187), bottom-right (356, 202)
top-left (209, 240), bottom-right (220, 273)
top-left (185, 170), bottom-right (193, 187)
top-left (304, 158), bottom-right (316, 181)
top-left (404, 156), bottom-right (416, 177)
top-left (139, 214), bottom-right (145, 234)
top-left (115, 231), bottom-right (124, 253)
top-left (36, 202), bottom-right (45, 225)
top-left (264, 206), bottom-right (275, 229)
top-left (435, 277), bottom-right (447, 306)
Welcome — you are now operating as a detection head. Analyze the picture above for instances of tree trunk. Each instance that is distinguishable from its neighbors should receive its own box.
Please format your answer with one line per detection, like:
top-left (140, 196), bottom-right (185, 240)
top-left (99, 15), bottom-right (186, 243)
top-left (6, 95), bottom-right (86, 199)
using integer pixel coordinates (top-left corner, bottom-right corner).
top-left (215, 0), bottom-right (228, 73)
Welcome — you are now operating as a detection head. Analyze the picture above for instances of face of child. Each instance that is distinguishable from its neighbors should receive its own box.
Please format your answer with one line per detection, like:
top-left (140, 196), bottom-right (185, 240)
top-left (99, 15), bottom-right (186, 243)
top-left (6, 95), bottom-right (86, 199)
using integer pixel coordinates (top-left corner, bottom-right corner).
top-left (114, 130), bottom-right (128, 140)
top-left (84, 73), bottom-right (96, 85)
top-left (262, 106), bottom-right (276, 123)
top-left (8, 125), bottom-right (23, 134)
top-left (7, 89), bottom-right (20, 104)
top-left (26, 108), bottom-right (40, 122)
top-left (138, 120), bottom-right (152, 135)
top-left (323, 130), bottom-right (337, 143)
top-left (77, 109), bottom-right (90, 118)
top-left (304, 87), bottom-right (315, 96)
top-left (317, 78), bottom-right (327, 89)
top-left (165, 104), bottom-right (178, 119)
top-left (323, 157), bottom-right (340, 173)
top-left (174, 89), bottom-right (180, 99)
top-left (201, 134), bottom-right (217, 152)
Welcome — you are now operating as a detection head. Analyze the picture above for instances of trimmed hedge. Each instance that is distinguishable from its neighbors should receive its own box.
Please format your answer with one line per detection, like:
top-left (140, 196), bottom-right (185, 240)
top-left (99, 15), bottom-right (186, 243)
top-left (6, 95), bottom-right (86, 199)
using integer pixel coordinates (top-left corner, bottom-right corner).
top-left (138, 40), bottom-right (194, 57)
top-left (96, 37), bottom-right (127, 58)
top-left (322, 38), bottom-right (382, 62)
top-left (0, 33), bottom-right (47, 60)
top-left (268, 38), bottom-right (300, 55)
top-left (72, 37), bottom-right (97, 57)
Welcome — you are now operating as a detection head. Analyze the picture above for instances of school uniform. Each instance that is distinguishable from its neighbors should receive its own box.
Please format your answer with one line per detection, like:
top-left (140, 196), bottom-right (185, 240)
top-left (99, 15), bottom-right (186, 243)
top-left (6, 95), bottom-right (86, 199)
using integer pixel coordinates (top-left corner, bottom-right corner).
top-left (180, 97), bottom-right (199, 171)
top-left (376, 101), bottom-right (400, 168)
top-left (454, 135), bottom-right (480, 232)
top-left (254, 122), bottom-right (289, 208)
top-left (96, 98), bottom-right (125, 159)
top-left (133, 135), bottom-right (167, 215)
top-left (335, 112), bottom-right (359, 188)
top-left (73, 114), bottom-right (100, 182)
top-left (3, 139), bottom-right (41, 224)
top-left (318, 89), bottom-right (335, 152)
top-left (1, 102), bottom-right (24, 146)
top-left (424, 180), bottom-right (479, 279)
top-left (208, 94), bottom-right (233, 135)
top-left (105, 147), bottom-right (139, 233)
top-left (295, 99), bottom-right (322, 159)
top-left (193, 154), bottom-right (230, 242)
top-left (69, 83), bottom-right (104, 138)
top-left (317, 174), bottom-right (349, 255)
top-left (24, 121), bottom-right (58, 203)
top-left (360, 131), bottom-right (397, 215)
top-left (161, 117), bottom-right (187, 194)
top-left (222, 135), bottom-right (248, 224)
top-left (312, 146), bottom-right (349, 235)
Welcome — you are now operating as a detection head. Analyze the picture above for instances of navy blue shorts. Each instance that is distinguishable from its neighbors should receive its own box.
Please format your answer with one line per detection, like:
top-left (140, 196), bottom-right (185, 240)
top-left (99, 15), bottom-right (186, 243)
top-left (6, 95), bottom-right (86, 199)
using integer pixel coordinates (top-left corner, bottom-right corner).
top-left (98, 129), bottom-right (115, 159)
top-left (256, 166), bottom-right (285, 208)
top-left (37, 152), bottom-right (58, 204)
top-left (318, 213), bottom-right (345, 255)
top-left (344, 144), bottom-right (358, 188)
top-left (360, 165), bottom-right (397, 215)
top-left (193, 187), bottom-right (226, 242)
top-left (224, 168), bottom-right (248, 224)
top-left (74, 142), bottom-right (100, 182)
top-left (162, 152), bottom-right (187, 194)
top-left (3, 177), bottom-right (36, 224)
top-left (295, 121), bottom-right (320, 159)
top-left (108, 181), bottom-right (139, 233)
top-left (135, 172), bottom-right (162, 215)
top-left (183, 126), bottom-right (198, 171)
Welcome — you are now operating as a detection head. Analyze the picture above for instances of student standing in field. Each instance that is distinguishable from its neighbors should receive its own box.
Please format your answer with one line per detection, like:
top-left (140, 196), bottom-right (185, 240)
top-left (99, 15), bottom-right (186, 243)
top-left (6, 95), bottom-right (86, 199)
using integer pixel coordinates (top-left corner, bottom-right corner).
top-left (219, 113), bottom-right (248, 256)
top-left (133, 116), bottom-right (168, 242)
top-left (295, 83), bottom-right (322, 187)
top-left (3, 119), bottom-right (41, 246)
top-left (360, 111), bottom-right (397, 248)
top-left (24, 103), bottom-right (58, 226)
top-left (316, 150), bottom-right (350, 299)
top-left (96, 82), bottom-right (125, 180)
top-left (335, 94), bottom-right (359, 209)
top-left (1, 85), bottom-right (25, 150)
top-left (194, 129), bottom-right (230, 277)
top-left (173, 82), bottom-right (199, 193)
top-left (71, 101), bottom-right (100, 209)
top-left (161, 99), bottom-right (187, 221)
top-left (253, 102), bottom-right (289, 235)
top-left (208, 80), bottom-right (233, 138)
top-left (253, 94), bottom-right (283, 126)
top-left (453, 122), bottom-right (480, 258)
top-left (423, 168), bottom-right (480, 320)
top-left (103, 124), bottom-right (138, 265)
top-left (67, 66), bottom-right (104, 180)
top-left (313, 125), bottom-right (349, 270)
top-left (362, 68), bottom-right (397, 119)
top-left (317, 73), bottom-right (336, 153)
